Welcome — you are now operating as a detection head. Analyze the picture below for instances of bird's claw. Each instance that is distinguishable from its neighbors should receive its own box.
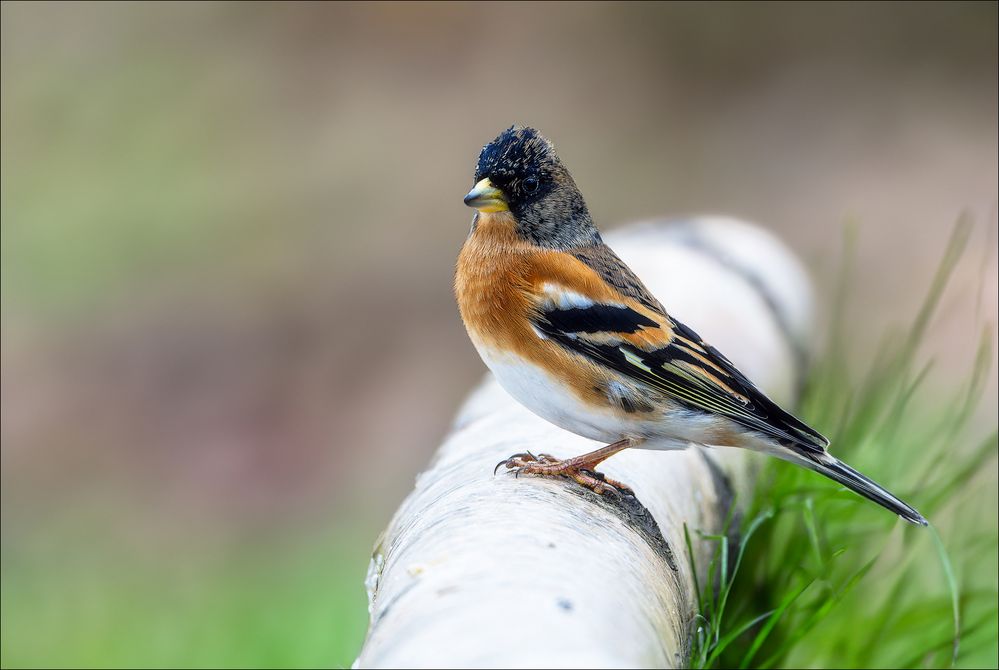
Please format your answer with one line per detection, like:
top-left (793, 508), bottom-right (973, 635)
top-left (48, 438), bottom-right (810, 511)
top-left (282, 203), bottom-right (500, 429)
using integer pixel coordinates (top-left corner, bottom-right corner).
top-left (494, 451), bottom-right (561, 475)
top-left (493, 452), bottom-right (634, 498)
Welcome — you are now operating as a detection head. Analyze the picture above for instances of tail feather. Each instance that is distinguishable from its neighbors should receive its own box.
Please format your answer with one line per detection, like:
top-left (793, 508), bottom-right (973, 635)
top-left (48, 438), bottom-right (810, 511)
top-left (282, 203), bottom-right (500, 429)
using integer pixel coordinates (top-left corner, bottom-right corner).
top-left (796, 451), bottom-right (928, 526)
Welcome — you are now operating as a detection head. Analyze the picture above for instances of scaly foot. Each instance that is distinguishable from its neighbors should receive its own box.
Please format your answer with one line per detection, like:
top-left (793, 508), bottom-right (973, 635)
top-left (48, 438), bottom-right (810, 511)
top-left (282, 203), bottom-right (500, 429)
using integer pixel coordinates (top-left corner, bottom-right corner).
top-left (494, 448), bottom-right (634, 496)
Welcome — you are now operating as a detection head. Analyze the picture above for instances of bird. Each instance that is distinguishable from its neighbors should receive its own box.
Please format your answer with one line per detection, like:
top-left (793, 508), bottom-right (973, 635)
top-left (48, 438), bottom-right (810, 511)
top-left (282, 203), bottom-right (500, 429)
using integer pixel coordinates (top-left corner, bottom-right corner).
top-left (454, 125), bottom-right (927, 526)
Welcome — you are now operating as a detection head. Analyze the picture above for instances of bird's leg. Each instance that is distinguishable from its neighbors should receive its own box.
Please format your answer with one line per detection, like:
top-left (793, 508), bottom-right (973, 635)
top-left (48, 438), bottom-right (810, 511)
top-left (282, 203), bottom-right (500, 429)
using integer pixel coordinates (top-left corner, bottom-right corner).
top-left (495, 438), bottom-right (636, 496)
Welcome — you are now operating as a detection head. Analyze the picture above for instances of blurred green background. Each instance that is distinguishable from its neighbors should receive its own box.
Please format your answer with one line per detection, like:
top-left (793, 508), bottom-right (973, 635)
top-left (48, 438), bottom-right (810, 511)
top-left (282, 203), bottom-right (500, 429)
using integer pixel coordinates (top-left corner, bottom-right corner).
top-left (1, 2), bottom-right (996, 668)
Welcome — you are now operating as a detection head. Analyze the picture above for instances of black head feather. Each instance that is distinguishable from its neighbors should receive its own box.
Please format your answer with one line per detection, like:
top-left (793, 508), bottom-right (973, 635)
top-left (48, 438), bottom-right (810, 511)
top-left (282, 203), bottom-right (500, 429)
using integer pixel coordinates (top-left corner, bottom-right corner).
top-left (472, 126), bottom-right (600, 249)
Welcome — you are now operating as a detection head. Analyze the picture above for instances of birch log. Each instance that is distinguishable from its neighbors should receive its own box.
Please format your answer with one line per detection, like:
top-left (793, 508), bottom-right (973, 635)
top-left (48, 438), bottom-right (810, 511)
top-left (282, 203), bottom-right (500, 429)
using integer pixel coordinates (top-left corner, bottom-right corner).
top-left (356, 217), bottom-right (816, 669)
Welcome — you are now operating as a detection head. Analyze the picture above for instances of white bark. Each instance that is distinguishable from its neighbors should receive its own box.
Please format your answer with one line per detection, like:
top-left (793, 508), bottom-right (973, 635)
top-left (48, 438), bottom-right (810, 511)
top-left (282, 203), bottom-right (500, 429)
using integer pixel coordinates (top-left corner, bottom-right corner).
top-left (356, 217), bottom-right (816, 669)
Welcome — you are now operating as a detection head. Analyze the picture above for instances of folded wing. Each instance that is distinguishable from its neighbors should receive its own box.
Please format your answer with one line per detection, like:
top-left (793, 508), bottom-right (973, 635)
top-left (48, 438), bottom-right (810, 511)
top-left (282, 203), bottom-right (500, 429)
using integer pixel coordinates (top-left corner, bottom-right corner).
top-left (531, 279), bottom-right (828, 453)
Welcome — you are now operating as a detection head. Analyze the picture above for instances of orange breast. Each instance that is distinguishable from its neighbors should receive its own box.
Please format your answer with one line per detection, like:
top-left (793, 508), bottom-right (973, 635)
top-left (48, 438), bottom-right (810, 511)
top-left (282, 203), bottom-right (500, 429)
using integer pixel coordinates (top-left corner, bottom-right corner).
top-left (454, 213), bottom-right (630, 411)
top-left (454, 213), bottom-right (533, 352)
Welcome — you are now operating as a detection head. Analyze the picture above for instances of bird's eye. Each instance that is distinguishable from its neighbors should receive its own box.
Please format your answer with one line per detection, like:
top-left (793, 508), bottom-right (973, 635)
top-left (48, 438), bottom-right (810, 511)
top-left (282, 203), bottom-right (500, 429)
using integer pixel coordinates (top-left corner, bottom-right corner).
top-left (523, 177), bottom-right (539, 193)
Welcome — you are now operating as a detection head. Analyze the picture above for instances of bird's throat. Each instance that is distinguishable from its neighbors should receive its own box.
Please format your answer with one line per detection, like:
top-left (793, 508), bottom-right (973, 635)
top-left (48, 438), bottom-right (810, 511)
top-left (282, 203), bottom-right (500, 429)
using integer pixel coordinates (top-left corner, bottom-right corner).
top-left (472, 210), bottom-right (518, 236)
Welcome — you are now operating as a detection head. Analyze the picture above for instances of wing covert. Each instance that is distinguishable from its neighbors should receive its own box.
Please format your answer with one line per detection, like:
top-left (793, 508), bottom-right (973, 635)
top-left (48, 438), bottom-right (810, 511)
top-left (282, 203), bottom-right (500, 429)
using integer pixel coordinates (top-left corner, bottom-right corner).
top-left (531, 283), bottom-right (828, 452)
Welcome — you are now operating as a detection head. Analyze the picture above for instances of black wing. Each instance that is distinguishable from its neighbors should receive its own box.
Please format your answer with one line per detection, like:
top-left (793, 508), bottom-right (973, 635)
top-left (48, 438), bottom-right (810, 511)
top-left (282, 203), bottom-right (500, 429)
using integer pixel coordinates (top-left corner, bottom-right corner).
top-left (533, 295), bottom-right (828, 452)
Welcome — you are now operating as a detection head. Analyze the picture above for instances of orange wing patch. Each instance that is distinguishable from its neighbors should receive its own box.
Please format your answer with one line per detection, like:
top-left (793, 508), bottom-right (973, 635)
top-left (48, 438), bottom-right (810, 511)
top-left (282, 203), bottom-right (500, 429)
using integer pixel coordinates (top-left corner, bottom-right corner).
top-left (529, 251), bottom-right (676, 351)
top-left (455, 217), bottom-right (625, 409)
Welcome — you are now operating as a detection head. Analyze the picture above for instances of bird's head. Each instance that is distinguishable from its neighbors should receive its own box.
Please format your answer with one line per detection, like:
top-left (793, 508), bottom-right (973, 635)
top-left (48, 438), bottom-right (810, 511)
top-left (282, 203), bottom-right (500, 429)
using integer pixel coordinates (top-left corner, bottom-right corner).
top-left (464, 126), bottom-right (599, 249)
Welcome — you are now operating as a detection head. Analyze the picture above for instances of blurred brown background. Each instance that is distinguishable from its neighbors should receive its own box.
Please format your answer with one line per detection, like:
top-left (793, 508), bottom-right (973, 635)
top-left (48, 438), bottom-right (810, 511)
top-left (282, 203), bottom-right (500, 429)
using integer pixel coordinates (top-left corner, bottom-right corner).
top-left (1, 2), bottom-right (997, 667)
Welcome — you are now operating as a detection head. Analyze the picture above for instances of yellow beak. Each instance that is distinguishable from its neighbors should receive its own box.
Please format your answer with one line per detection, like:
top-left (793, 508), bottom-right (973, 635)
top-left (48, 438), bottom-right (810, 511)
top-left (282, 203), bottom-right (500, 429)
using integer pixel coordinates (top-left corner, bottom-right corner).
top-left (463, 178), bottom-right (509, 213)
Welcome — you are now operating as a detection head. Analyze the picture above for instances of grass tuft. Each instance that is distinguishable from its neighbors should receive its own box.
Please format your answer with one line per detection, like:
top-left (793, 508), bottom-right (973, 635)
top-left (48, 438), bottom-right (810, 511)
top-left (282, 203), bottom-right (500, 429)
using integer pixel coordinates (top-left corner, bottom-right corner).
top-left (689, 219), bottom-right (998, 669)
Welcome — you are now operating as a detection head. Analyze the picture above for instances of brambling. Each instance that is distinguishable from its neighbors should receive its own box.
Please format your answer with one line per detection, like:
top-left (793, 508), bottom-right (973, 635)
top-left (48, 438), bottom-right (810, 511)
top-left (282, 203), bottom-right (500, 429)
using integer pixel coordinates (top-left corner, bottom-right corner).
top-left (454, 125), bottom-right (927, 526)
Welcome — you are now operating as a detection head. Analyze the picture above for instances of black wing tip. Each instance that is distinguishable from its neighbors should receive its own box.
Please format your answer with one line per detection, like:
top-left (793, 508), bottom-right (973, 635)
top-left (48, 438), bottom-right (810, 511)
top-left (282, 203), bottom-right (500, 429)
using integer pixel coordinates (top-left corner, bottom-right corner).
top-left (792, 425), bottom-right (830, 450)
top-left (809, 454), bottom-right (929, 527)
top-left (897, 504), bottom-right (929, 526)
top-left (904, 511), bottom-right (930, 527)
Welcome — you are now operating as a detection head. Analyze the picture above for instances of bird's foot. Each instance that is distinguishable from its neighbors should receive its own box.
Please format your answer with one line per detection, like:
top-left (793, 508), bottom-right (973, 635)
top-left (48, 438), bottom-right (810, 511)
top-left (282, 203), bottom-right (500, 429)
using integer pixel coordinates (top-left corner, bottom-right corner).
top-left (494, 450), bottom-right (634, 496)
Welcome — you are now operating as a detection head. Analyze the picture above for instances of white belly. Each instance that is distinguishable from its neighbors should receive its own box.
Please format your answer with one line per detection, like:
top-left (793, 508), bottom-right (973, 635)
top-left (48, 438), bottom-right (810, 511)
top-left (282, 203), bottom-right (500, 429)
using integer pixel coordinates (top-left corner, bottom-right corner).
top-left (476, 346), bottom-right (653, 444)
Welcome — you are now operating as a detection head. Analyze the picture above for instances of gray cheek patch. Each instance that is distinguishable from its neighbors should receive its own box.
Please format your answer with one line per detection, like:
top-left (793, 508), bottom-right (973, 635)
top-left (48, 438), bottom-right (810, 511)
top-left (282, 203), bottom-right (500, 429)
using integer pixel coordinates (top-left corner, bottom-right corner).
top-left (517, 175), bottom-right (600, 251)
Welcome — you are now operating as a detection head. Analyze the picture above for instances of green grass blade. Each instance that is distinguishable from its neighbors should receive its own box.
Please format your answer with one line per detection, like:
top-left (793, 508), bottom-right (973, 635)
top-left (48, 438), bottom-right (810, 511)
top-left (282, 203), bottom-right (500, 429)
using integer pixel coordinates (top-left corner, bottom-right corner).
top-left (738, 578), bottom-right (815, 669)
top-left (929, 525), bottom-right (961, 667)
top-left (706, 609), bottom-right (777, 665)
